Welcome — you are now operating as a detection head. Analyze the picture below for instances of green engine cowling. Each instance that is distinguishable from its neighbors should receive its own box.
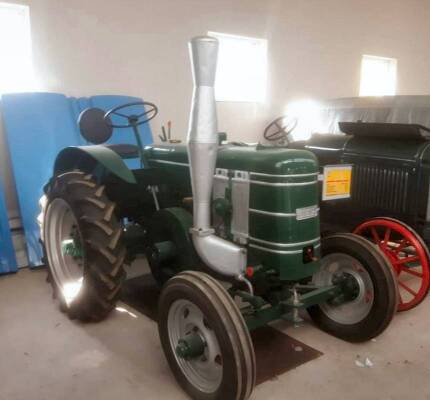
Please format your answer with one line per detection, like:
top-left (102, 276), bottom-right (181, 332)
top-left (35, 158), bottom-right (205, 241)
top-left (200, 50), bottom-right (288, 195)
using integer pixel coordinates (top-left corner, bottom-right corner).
top-left (145, 143), bottom-right (321, 281)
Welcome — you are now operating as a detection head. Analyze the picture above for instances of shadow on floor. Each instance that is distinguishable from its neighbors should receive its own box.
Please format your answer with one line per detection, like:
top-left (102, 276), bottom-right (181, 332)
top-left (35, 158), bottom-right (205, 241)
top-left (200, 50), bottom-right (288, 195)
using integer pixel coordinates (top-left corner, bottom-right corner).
top-left (121, 274), bottom-right (323, 385)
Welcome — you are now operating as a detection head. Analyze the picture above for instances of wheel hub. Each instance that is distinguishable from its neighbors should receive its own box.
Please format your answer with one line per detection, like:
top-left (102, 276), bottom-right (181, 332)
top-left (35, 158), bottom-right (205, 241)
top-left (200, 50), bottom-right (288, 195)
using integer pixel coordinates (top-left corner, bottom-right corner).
top-left (331, 272), bottom-right (361, 303)
top-left (168, 299), bottom-right (223, 393)
top-left (313, 253), bottom-right (374, 324)
top-left (176, 332), bottom-right (206, 360)
top-left (61, 238), bottom-right (83, 258)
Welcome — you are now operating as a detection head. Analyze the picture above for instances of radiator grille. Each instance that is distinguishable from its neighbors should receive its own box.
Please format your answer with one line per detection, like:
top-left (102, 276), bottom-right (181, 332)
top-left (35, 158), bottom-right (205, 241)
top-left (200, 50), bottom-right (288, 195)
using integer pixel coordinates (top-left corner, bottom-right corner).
top-left (352, 164), bottom-right (410, 213)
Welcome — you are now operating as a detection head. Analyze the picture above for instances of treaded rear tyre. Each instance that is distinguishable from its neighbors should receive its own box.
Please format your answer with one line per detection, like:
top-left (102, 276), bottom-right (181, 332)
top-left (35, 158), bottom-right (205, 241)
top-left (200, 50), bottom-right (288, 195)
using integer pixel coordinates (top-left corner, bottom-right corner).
top-left (43, 170), bottom-right (126, 321)
top-left (158, 271), bottom-right (256, 400)
top-left (308, 233), bottom-right (398, 342)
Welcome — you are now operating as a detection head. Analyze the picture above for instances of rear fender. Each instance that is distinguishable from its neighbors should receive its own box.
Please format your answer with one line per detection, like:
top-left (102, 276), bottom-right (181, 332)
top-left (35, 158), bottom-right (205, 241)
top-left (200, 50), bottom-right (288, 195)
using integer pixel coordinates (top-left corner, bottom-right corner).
top-left (53, 145), bottom-right (136, 184)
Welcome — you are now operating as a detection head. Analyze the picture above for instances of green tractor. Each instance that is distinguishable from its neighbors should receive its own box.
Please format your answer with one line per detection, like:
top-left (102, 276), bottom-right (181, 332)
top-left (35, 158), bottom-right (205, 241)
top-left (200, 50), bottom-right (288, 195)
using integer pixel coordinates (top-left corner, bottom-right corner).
top-left (39, 36), bottom-right (398, 400)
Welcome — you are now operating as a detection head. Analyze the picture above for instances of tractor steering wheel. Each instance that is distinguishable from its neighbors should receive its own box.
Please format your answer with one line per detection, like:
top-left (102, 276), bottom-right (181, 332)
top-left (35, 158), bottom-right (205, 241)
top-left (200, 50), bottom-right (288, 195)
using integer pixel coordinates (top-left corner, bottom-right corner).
top-left (104, 101), bottom-right (158, 129)
top-left (263, 116), bottom-right (298, 144)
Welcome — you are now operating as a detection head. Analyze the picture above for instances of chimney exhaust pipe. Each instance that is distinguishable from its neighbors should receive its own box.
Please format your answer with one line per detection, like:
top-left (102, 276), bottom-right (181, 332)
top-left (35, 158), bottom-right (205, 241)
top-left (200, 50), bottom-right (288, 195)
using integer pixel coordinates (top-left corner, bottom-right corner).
top-left (187, 36), bottom-right (246, 278)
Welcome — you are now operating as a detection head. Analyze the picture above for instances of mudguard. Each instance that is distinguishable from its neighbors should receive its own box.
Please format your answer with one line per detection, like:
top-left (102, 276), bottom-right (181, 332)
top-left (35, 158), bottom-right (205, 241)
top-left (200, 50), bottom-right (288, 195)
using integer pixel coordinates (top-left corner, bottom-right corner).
top-left (53, 145), bottom-right (136, 184)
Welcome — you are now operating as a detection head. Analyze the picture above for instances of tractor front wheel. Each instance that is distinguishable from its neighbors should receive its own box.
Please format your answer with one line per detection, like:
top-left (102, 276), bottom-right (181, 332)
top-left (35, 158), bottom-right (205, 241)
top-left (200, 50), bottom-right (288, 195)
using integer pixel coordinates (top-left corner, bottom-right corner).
top-left (308, 233), bottom-right (398, 342)
top-left (158, 271), bottom-right (256, 400)
top-left (43, 170), bottom-right (126, 321)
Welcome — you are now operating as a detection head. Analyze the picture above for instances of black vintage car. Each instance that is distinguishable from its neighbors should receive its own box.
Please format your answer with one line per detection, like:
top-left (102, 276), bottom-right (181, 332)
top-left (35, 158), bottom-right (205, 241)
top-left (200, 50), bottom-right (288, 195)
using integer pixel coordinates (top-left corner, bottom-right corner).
top-left (265, 95), bottom-right (430, 311)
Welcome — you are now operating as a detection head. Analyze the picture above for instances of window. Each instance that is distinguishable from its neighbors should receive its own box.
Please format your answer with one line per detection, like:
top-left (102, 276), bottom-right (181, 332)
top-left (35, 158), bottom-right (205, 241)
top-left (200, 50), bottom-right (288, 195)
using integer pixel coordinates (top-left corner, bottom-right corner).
top-left (359, 55), bottom-right (397, 96)
top-left (0, 2), bottom-right (35, 95)
top-left (208, 31), bottom-right (267, 103)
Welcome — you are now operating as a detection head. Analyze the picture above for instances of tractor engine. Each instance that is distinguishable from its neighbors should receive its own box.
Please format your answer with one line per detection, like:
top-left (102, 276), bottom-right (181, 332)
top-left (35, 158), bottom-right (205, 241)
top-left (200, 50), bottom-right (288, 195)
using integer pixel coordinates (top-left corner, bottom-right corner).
top-left (146, 142), bottom-right (321, 281)
top-left (211, 145), bottom-right (321, 280)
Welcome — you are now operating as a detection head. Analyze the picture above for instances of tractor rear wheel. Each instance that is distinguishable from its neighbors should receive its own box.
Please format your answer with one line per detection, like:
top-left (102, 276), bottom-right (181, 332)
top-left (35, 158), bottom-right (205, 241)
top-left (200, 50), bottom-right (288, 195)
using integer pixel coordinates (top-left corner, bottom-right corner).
top-left (308, 233), bottom-right (398, 342)
top-left (43, 170), bottom-right (126, 321)
top-left (354, 217), bottom-right (430, 311)
top-left (158, 271), bottom-right (256, 400)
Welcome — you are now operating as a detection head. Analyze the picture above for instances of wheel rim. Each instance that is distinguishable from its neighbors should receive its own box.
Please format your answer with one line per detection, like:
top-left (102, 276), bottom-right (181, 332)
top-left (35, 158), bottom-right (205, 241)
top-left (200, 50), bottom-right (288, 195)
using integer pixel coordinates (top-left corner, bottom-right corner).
top-left (167, 299), bottom-right (223, 393)
top-left (354, 219), bottom-right (430, 311)
top-left (313, 253), bottom-right (374, 324)
top-left (44, 198), bottom-right (84, 305)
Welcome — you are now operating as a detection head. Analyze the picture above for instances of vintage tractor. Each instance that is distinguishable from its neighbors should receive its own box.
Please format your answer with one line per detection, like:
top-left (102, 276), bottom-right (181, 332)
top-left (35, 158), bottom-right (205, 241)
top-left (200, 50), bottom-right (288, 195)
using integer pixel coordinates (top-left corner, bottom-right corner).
top-left (264, 114), bottom-right (430, 311)
top-left (39, 36), bottom-right (398, 400)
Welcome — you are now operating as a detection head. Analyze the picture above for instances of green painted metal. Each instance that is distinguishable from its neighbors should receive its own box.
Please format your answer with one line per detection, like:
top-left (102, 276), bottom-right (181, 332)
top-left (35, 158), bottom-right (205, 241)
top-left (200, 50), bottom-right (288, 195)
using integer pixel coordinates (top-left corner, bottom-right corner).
top-left (216, 145), bottom-right (318, 175)
top-left (54, 146), bottom-right (136, 184)
top-left (251, 250), bottom-right (320, 281)
top-left (145, 144), bottom-right (318, 175)
top-left (147, 207), bottom-right (200, 277)
top-left (153, 240), bottom-right (177, 262)
top-left (234, 290), bottom-right (266, 309)
top-left (144, 144), bottom-right (189, 165)
top-left (243, 284), bottom-right (341, 331)
top-left (61, 238), bottom-right (83, 258)
top-left (249, 176), bottom-right (320, 280)
top-left (176, 333), bottom-right (206, 359)
top-left (158, 208), bottom-right (196, 270)
top-left (213, 197), bottom-right (231, 218)
top-left (244, 303), bottom-right (284, 331)
top-left (145, 144), bottom-right (320, 281)
top-left (282, 285), bottom-right (341, 308)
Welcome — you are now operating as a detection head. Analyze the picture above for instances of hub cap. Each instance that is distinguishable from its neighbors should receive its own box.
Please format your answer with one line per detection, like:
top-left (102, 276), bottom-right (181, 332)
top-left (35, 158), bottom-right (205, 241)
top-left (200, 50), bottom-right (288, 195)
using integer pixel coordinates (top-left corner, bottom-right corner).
top-left (313, 253), bottom-right (374, 324)
top-left (168, 299), bottom-right (223, 393)
top-left (44, 198), bottom-right (84, 305)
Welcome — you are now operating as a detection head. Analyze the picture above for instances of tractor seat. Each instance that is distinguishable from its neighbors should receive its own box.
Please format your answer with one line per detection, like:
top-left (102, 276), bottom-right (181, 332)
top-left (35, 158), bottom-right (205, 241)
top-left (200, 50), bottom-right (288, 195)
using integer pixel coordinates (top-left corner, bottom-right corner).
top-left (78, 108), bottom-right (140, 160)
top-left (105, 144), bottom-right (140, 159)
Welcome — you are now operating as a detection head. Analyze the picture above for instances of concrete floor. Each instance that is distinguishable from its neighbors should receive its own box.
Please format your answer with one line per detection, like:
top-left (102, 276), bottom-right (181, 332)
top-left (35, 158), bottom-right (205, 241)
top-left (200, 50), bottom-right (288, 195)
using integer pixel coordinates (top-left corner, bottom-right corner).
top-left (1, 267), bottom-right (430, 400)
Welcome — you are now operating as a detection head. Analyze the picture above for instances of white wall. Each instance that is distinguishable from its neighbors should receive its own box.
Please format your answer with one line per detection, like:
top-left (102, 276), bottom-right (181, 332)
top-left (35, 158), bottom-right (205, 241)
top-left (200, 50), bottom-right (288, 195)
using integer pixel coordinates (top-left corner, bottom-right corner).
top-left (17, 0), bottom-right (430, 140)
top-left (26, 0), bottom-right (275, 142)
top-left (267, 0), bottom-right (430, 117)
top-left (1, 0), bottom-right (430, 215)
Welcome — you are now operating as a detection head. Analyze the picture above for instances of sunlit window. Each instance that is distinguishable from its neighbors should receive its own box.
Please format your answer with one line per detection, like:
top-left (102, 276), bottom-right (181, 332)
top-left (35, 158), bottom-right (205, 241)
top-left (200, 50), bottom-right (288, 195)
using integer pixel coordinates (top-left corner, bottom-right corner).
top-left (208, 31), bottom-right (267, 103)
top-left (0, 2), bottom-right (35, 95)
top-left (359, 55), bottom-right (397, 97)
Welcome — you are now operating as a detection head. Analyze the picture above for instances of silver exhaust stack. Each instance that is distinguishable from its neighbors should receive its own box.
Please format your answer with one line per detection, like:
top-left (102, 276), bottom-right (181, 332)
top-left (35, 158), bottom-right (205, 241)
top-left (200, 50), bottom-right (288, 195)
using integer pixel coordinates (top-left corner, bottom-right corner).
top-left (187, 36), bottom-right (246, 278)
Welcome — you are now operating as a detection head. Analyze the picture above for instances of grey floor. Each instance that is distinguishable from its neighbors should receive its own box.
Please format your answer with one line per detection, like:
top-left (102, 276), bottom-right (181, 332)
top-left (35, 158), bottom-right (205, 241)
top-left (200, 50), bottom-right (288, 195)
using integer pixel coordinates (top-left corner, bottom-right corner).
top-left (1, 266), bottom-right (429, 400)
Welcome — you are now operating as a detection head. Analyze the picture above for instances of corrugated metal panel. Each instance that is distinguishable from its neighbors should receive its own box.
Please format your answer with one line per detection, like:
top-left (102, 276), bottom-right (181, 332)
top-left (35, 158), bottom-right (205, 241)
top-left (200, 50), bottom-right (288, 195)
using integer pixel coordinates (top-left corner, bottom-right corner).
top-left (352, 164), bottom-right (410, 212)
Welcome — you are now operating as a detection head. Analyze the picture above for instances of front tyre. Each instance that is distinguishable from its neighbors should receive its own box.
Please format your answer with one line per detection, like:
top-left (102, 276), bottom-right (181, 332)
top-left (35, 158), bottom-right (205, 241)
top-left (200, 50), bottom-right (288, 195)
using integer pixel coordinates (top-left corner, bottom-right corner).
top-left (43, 170), bottom-right (126, 321)
top-left (308, 233), bottom-right (398, 342)
top-left (158, 271), bottom-right (256, 400)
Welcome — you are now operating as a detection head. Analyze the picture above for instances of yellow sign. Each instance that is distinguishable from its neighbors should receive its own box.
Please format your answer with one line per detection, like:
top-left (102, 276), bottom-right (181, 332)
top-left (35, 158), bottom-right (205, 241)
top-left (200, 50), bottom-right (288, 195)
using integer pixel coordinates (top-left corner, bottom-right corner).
top-left (322, 165), bottom-right (352, 200)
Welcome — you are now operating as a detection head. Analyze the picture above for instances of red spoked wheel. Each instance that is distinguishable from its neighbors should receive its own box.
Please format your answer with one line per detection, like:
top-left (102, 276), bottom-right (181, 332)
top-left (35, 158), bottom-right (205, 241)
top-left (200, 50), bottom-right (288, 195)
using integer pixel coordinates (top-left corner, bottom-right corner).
top-left (354, 217), bottom-right (430, 311)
